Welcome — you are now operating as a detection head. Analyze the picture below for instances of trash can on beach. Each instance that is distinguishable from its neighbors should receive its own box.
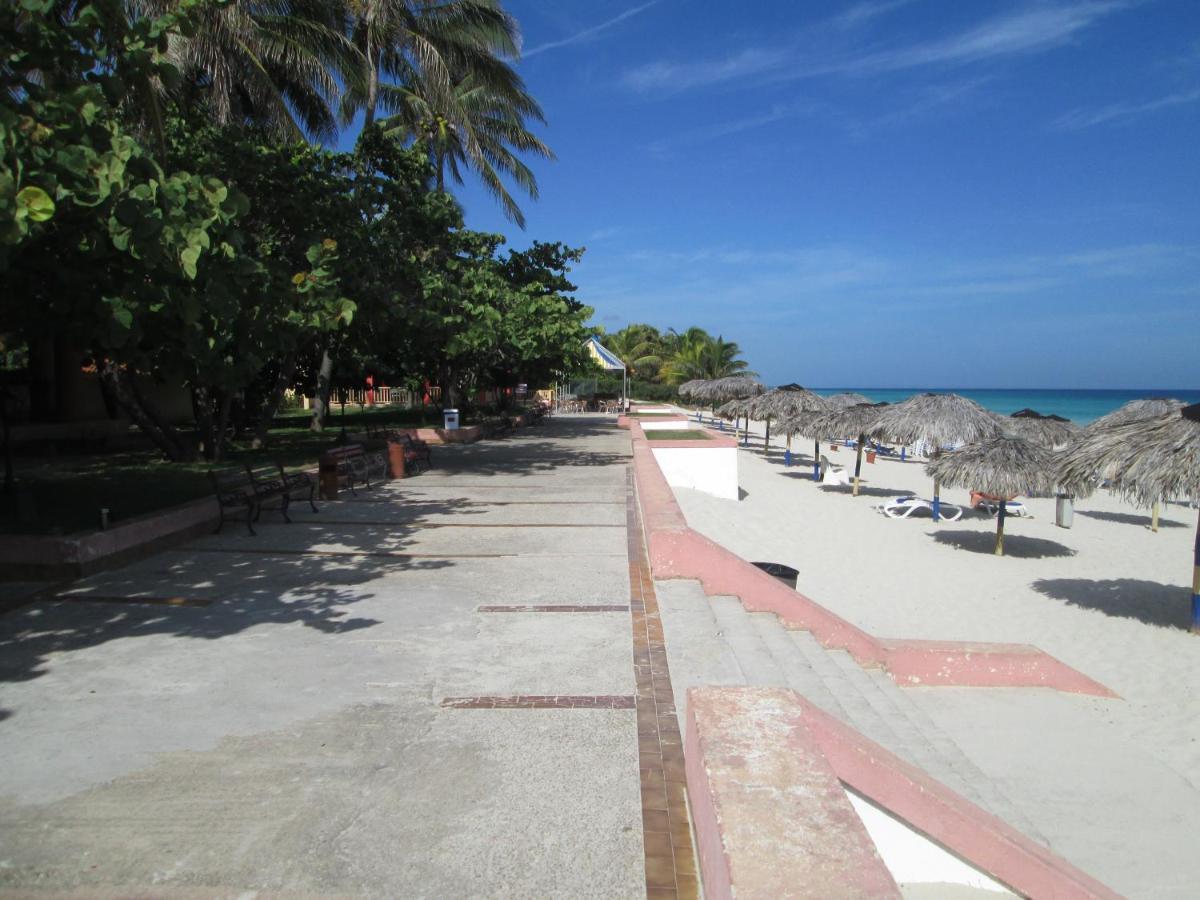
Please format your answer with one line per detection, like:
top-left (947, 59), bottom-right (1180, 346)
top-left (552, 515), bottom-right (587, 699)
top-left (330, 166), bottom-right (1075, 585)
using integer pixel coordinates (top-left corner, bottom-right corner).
top-left (1055, 494), bottom-right (1074, 529)
top-left (443, 408), bottom-right (460, 430)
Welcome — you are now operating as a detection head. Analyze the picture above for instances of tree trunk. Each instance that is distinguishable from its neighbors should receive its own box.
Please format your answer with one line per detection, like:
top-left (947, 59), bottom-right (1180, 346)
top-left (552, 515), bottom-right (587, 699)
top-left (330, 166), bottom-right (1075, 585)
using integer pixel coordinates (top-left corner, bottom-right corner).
top-left (212, 391), bottom-right (233, 463)
top-left (310, 346), bottom-right (334, 432)
top-left (254, 352), bottom-right (298, 448)
top-left (28, 335), bottom-right (56, 422)
top-left (364, 37), bottom-right (378, 128)
top-left (100, 361), bottom-right (193, 461)
top-left (193, 386), bottom-right (215, 461)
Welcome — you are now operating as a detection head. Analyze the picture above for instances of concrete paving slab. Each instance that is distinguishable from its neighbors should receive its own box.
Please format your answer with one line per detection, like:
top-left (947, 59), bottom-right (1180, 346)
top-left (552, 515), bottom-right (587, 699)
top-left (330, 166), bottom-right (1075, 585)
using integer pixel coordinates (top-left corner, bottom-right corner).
top-left (0, 701), bottom-right (643, 898)
top-left (52, 550), bottom-right (632, 607)
top-left (187, 520), bottom-right (628, 559)
top-left (307, 498), bottom-right (627, 527)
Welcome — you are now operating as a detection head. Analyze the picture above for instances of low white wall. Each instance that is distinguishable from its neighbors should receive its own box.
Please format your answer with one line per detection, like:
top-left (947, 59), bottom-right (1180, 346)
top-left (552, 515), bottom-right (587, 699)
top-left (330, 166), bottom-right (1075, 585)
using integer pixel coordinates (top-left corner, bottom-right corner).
top-left (651, 446), bottom-right (739, 501)
top-left (640, 420), bottom-right (696, 431)
top-left (845, 789), bottom-right (1014, 895)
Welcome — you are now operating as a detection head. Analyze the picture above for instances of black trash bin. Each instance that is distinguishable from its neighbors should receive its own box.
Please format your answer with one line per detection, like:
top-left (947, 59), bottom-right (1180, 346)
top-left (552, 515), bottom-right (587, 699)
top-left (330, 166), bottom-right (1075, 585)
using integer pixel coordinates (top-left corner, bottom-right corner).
top-left (751, 561), bottom-right (799, 590)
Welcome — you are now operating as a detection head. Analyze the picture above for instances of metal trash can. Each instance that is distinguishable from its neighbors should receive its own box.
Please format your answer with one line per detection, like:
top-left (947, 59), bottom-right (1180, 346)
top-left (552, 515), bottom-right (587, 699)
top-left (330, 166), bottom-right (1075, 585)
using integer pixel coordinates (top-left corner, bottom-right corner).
top-left (1055, 494), bottom-right (1074, 529)
top-left (751, 562), bottom-right (799, 590)
top-left (443, 408), bottom-right (460, 430)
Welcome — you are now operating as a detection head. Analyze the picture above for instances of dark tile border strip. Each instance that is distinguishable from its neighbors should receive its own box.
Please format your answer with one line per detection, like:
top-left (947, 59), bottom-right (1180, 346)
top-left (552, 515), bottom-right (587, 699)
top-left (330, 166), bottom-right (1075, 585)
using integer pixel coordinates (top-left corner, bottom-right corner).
top-left (440, 695), bottom-right (635, 709)
top-left (626, 468), bottom-right (699, 900)
top-left (54, 593), bottom-right (211, 608)
top-left (286, 521), bottom-right (623, 529)
top-left (187, 547), bottom-right (516, 560)
top-left (478, 604), bottom-right (630, 613)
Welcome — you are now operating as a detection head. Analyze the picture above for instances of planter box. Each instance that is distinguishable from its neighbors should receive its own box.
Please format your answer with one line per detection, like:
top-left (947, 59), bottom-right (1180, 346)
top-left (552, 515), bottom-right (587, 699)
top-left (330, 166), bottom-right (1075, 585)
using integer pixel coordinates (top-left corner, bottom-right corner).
top-left (0, 496), bottom-right (220, 579)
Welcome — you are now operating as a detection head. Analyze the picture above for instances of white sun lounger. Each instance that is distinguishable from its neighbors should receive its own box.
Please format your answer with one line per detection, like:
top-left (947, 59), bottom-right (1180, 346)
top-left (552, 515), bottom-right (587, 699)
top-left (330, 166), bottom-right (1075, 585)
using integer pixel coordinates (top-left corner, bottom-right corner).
top-left (818, 455), bottom-right (851, 486)
top-left (876, 496), bottom-right (964, 521)
top-left (975, 497), bottom-right (1033, 518)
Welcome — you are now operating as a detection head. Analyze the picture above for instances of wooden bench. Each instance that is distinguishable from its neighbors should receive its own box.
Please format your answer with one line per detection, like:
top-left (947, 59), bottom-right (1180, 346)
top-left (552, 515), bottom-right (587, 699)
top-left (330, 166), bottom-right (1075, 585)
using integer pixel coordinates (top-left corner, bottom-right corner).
top-left (392, 432), bottom-right (432, 472)
top-left (246, 461), bottom-right (319, 515)
top-left (209, 465), bottom-right (292, 536)
top-left (319, 443), bottom-right (387, 497)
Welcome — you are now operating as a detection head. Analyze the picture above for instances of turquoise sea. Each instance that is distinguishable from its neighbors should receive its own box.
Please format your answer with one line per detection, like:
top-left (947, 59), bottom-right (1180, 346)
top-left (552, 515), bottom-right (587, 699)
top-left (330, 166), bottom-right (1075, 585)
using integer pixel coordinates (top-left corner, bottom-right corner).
top-left (810, 388), bottom-right (1199, 425)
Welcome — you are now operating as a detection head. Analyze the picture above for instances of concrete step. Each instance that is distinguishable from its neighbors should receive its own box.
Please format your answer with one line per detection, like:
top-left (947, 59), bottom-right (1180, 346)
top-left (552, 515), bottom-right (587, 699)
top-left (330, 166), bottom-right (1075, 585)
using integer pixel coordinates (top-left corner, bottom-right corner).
top-left (709, 597), bottom-right (790, 688)
top-left (784, 627), bottom-right (905, 747)
top-left (653, 579), bottom-right (747, 721)
top-left (868, 669), bottom-right (1049, 845)
top-left (745, 612), bottom-right (849, 721)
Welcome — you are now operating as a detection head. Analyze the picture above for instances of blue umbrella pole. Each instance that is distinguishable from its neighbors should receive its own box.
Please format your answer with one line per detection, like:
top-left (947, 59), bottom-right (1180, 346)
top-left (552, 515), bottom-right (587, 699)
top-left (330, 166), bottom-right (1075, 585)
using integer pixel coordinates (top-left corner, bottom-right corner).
top-left (932, 479), bottom-right (942, 522)
top-left (812, 439), bottom-right (820, 481)
top-left (1192, 509), bottom-right (1199, 634)
top-left (852, 435), bottom-right (865, 496)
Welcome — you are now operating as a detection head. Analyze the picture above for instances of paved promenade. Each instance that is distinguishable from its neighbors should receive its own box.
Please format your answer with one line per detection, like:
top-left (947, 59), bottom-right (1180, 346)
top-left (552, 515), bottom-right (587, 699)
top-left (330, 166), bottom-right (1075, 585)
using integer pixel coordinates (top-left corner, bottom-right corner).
top-left (0, 417), bottom-right (693, 897)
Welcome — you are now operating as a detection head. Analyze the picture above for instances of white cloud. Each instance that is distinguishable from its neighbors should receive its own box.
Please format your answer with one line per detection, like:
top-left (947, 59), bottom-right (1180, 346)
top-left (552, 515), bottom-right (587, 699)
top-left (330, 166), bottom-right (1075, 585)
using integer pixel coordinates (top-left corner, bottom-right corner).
top-left (622, 2), bottom-right (1123, 93)
top-left (523, 2), bottom-right (658, 59)
top-left (1052, 87), bottom-right (1200, 129)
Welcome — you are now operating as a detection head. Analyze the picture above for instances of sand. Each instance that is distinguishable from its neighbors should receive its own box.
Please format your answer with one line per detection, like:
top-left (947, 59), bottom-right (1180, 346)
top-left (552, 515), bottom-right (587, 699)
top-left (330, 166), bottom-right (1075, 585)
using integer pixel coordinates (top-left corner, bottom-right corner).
top-left (670, 414), bottom-right (1200, 788)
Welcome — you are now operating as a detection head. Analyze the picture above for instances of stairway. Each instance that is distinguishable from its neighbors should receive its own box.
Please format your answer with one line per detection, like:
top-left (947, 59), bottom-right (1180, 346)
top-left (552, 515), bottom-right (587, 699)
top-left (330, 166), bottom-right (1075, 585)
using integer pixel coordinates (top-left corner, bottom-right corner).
top-left (655, 578), bottom-right (1047, 844)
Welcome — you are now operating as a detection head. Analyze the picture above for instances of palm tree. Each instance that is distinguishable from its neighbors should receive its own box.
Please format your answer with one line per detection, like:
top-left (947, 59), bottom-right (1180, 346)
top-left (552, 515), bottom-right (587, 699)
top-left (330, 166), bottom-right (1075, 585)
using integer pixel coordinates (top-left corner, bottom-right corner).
top-left (605, 324), bottom-right (664, 380)
top-left (663, 331), bottom-right (753, 382)
top-left (133, 0), bottom-right (361, 141)
top-left (342, 0), bottom-right (552, 227)
top-left (380, 65), bottom-right (553, 227)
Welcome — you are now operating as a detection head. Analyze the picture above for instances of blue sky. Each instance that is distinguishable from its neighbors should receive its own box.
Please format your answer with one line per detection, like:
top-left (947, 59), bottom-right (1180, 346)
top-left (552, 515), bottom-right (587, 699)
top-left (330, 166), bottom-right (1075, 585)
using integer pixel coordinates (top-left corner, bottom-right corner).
top-left (426, 1), bottom-right (1199, 389)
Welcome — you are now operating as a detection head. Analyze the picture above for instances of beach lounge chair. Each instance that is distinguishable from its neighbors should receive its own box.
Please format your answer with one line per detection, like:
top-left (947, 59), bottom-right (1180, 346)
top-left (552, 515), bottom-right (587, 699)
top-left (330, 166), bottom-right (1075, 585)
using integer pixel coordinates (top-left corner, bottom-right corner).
top-left (818, 455), bottom-right (851, 486)
top-left (876, 496), bottom-right (963, 521)
top-left (970, 492), bottom-right (1033, 518)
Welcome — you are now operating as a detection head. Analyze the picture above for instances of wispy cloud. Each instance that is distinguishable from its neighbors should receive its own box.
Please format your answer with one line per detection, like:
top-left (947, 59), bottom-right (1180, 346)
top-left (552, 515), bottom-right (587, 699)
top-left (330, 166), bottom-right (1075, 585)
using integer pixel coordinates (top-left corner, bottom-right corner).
top-left (523, 1), bottom-right (658, 59)
top-left (645, 102), bottom-right (822, 156)
top-left (1052, 87), bottom-right (1200, 129)
top-left (622, 2), bottom-right (1123, 93)
top-left (588, 227), bottom-right (621, 241)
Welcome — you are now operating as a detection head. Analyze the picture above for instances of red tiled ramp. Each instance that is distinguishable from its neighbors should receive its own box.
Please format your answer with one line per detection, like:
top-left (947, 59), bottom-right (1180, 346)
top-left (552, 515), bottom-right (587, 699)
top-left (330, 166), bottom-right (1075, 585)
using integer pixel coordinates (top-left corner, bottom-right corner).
top-left (686, 686), bottom-right (1123, 900)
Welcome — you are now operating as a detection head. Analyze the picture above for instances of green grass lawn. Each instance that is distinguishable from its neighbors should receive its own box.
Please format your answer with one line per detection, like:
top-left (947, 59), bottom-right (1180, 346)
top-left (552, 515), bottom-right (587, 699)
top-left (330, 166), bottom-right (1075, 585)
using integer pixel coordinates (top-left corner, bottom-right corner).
top-left (642, 430), bottom-right (711, 441)
top-left (0, 404), bottom-right (490, 536)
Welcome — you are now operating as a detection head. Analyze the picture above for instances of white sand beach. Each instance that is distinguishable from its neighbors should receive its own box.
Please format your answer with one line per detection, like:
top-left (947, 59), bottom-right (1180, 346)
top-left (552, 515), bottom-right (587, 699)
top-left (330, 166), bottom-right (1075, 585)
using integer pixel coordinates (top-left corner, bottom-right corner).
top-left (672, 414), bottom-right (1200, 788)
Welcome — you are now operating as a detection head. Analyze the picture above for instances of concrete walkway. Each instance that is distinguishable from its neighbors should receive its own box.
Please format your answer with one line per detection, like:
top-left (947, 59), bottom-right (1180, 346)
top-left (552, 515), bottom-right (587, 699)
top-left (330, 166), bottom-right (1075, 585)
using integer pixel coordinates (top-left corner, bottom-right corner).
top-left (0, 417), bottom-right (682, 897)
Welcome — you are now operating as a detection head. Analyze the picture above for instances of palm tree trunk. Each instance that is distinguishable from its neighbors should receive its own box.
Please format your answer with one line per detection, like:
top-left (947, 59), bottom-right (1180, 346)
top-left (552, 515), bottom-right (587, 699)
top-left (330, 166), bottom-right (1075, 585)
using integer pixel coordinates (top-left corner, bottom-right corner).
top-left (364, 34), bottom-right (378, 128)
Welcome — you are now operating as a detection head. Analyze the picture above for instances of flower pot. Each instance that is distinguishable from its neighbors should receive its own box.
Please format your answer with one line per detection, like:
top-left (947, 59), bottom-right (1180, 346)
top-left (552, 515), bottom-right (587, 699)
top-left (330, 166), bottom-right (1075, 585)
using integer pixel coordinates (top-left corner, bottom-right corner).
top-left (866, 451), bottom-right (877, 464)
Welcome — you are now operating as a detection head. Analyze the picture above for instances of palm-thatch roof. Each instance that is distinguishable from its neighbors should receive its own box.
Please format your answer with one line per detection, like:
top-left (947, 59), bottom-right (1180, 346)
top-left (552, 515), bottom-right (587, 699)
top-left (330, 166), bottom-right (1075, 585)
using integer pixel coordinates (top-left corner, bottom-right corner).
top-left (825, 392), bottom-right (874, 409)
top-left (695, 376), bottom-right (764, 403)
top-left (1085, 397), bottom-right (1185, 431)
top-left (1057, 406), bottom-right (1200, 506)
top-left (927, 434), bottom-right (1059, 497)
top-left (717, 396), bottom-right (756, 419)
top-left (867, 392), bottom-right (999, 450)
top-left (809, 402), bottom-right (889, 441)
top-left (676, 379), bottom-right (706, 400)
top-left (748, 385), bottom-right (830, 420)
top-left (998, 409), bottom-right (1078, 450)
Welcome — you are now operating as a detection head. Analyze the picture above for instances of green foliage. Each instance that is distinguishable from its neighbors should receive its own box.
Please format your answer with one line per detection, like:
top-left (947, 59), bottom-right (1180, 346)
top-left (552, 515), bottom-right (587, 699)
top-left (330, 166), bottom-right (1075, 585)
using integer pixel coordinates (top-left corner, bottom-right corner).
top-left (599, 324), bottom-right (754, 385)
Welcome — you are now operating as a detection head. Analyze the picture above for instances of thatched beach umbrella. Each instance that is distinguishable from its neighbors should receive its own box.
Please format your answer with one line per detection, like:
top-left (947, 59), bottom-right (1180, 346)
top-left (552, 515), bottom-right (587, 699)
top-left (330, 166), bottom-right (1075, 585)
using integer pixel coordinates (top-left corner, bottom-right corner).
top-left (809, 402), bottom-right (889, 496)
top-left (749, 384), bottom-right (829, 456)
top-left (825, 391), bottom-right (874, 409)
top-left (1085, 397), bottom-right (1184, 431)
top-left (1001, 409), bottom-right (1078, 450)
top-left (1067, 397), bottom-right (1187, 530)
top-left (702, 375), bottom-right (763, 401)
top-left (717, 396), bottom-right (757, 441)
top-left (677, 379), bottom-right (706, 401)
top-left (927, 435), bottom-right (1058, 555)
top-left (868, 393), bottom-right (1001, 521)
top-left (1058, 403), bottom-right (1200, 631)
